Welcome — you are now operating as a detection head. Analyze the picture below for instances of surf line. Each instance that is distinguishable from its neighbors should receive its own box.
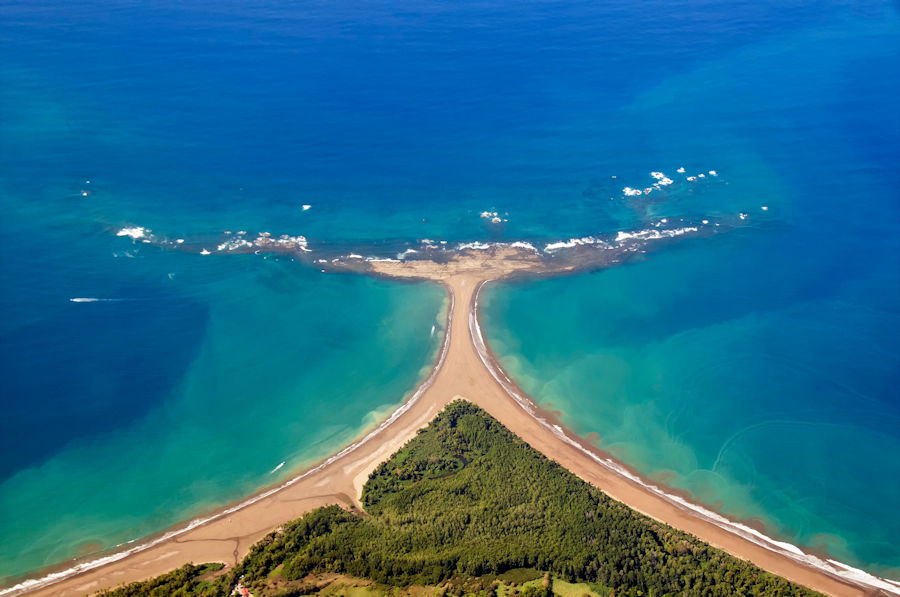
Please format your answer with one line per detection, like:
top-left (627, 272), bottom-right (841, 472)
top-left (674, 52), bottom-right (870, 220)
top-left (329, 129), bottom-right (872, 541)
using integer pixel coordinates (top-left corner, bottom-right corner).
top-left (467, 279), bottom-right (900, 597)
top-left (1, 289), bottom-right (455, 597)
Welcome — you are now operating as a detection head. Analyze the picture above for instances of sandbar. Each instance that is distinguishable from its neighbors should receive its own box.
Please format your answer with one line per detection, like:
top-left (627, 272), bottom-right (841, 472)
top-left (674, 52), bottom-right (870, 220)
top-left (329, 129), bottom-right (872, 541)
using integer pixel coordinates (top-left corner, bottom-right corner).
top-left (11, 247), bottom-right (891, 597)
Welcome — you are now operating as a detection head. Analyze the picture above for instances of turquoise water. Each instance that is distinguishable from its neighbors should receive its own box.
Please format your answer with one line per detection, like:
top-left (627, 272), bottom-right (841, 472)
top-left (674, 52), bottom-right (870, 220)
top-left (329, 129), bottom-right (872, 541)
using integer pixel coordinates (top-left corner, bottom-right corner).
top-left (482, 248), bottom-right (900, 576)
top-left (0, 243), bottom-right (446, 580)
top-left (2, 0), bottom-right (899, 587)
top-left (479, 4), bottom-right (900, 580)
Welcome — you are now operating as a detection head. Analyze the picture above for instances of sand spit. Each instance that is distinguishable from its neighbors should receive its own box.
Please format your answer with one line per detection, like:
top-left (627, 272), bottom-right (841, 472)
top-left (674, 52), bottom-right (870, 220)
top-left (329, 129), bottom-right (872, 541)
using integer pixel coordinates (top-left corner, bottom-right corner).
top-left (8, 248), bottom-right (896, 597)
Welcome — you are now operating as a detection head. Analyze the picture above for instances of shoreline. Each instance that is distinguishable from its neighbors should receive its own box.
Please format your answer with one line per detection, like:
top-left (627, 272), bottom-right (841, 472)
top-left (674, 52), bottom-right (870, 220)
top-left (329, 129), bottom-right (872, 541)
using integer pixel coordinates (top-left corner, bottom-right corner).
top-left (5, 253), bottom-right (899, 596)
top-left (469, 280), bottom-right (900, 596)
top-left (1, 287), bottom-right (457, 597)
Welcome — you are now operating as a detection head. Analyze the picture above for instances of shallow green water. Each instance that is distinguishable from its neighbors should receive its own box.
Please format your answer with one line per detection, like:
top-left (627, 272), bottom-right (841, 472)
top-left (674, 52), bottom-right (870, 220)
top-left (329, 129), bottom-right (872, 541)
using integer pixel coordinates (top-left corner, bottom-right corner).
top-left (0, 257), bottom-right (445, 582)
top-left (481, 238), bottom-right (900, 578)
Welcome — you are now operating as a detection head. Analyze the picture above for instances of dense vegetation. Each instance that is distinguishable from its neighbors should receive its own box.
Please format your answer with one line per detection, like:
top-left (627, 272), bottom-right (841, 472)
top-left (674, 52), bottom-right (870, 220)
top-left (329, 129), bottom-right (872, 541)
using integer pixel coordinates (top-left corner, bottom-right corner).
top-left (100, 401), bottom-right (820, 596)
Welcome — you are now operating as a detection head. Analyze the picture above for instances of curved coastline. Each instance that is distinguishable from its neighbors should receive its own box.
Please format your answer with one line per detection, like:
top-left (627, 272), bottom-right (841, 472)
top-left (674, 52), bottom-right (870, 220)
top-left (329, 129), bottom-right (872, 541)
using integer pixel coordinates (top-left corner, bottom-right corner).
top-left (469, 280), bottom-right (900, 596)
top-left (6, 253), bottom-right (899, 596)
top-left (0, 289), bottom-right (455, 597)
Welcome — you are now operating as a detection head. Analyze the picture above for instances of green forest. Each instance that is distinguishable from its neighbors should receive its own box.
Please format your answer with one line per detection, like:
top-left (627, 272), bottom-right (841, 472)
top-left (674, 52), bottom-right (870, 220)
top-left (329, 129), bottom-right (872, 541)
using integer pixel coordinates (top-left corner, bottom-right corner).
top-left (99, 401), bottom-right (820, 596)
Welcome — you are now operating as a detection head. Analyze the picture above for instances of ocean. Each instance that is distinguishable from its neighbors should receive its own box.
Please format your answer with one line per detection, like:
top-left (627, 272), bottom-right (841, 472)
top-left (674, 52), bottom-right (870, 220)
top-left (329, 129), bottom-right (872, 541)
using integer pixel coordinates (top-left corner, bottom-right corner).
top-left (1, 0), bottom-right (899, 587)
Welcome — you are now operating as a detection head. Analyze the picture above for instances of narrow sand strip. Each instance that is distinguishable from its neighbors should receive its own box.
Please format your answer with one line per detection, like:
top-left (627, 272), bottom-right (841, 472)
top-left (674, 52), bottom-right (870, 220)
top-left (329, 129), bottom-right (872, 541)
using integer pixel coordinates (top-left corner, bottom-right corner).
top-left (10, 249), bottom-right (894, 597)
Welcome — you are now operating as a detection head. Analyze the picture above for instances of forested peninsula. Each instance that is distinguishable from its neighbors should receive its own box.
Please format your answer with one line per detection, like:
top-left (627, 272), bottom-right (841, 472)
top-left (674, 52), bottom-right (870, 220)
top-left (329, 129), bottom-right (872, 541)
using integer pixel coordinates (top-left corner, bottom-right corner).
top-left (100, 402), bottom-right (819, 597)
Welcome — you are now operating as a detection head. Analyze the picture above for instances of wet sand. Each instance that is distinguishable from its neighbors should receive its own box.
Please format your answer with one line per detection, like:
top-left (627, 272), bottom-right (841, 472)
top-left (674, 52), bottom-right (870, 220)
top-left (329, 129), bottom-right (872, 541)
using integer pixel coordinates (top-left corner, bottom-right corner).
top-left (14, 248), bottom-right (886, 596)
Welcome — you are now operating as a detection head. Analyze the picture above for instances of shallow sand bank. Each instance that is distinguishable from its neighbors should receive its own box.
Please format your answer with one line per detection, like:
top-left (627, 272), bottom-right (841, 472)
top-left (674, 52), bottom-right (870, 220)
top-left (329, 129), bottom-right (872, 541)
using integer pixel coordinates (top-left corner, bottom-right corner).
top-left (11, 248), bottom-right (893, 597)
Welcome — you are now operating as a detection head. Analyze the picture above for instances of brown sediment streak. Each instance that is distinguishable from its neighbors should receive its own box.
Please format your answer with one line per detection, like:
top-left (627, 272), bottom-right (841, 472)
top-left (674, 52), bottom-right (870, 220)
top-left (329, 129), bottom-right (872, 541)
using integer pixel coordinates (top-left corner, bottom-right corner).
top-left (9, 246), bottom-right (898, 597)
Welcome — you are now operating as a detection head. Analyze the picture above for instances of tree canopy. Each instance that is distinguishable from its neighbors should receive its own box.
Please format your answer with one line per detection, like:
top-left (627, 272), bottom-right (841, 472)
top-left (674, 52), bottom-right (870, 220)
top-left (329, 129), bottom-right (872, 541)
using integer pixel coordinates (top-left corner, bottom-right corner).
top-left (100, 401), bottom-right (820, 597)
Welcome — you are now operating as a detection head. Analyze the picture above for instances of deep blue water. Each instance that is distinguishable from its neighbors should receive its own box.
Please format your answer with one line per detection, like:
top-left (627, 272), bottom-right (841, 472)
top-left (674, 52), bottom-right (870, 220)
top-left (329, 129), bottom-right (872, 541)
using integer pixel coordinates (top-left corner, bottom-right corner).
top-left (2, 0), bottom-right (899, 585)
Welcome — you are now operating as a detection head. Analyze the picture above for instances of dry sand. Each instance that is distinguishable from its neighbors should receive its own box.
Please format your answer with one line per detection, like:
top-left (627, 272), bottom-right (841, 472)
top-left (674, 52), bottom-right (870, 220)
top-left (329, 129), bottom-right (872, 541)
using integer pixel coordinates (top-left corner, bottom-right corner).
top-left (16, 248), bottom-right (883, 596)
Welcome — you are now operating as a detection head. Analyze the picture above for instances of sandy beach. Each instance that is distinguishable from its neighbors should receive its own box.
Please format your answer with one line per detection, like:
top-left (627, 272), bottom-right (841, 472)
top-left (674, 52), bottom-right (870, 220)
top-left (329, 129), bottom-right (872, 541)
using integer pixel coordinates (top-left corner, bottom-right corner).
top-left (11, 248), bottom-right (892, 597)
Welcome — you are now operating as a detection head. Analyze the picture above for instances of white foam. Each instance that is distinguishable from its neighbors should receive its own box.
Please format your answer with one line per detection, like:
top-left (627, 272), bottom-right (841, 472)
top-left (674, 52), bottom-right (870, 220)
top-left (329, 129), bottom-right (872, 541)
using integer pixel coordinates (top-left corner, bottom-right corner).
top-left (708, 170), bottom-right (718, 176)
top-left (254, 233), bottom-right (310, 252)
top-left (544, 224), bottom-right (701, 253)
top-left (457, 241), bottom-right (492, 251)
top-left (543, 236), bottom-right (602, 252)
top-left (623, 187), bottom-right (642, 196)
top-left (677, 167), bottom-right (685, 173)
top-left (615, 226), bottom-right (698, 243)
top-left (217, 239), bottom-right (253, 252)
top-left (397, 248), bottom-right (418, 260)
top-left (650, 172), bottom-right (673, 186)
top-left (116, 226), bottom-right (146, 240)
top-left (509, 241), bottom-right (538, 252)
top-left (270, 462), bottom-right (285, 474)
top-left (200, 249), bottom-right (211, 255)
top-left (69, 298), bottom-right (99, 303)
